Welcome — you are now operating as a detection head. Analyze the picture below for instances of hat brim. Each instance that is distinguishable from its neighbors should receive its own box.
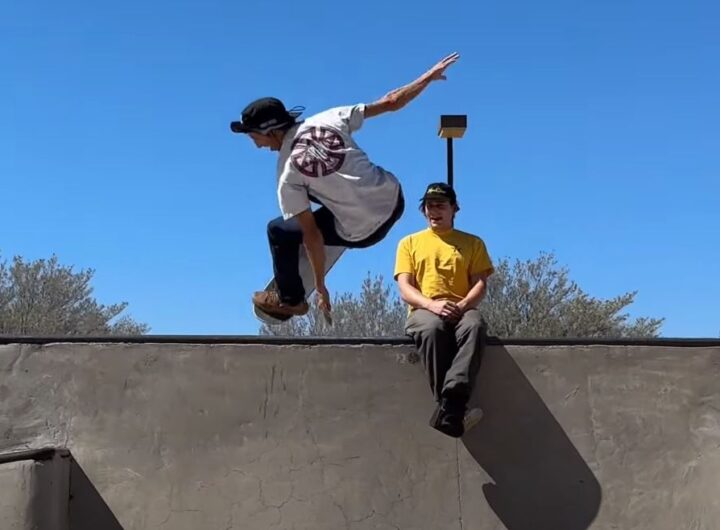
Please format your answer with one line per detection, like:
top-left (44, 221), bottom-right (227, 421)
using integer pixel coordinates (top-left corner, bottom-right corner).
top-left (230, 108), bottom-right (303, 134)
top-left (230, 121), bottom-right (252, 134)
top-left (230, 117), bottom-right (303, 135)
top-left (421, 193), bottom-right (453, 202)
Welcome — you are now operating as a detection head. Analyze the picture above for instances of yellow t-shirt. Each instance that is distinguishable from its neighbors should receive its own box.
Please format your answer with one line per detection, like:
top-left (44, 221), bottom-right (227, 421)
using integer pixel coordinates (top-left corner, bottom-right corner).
top-left (394, 228), bottom-right (494, 303)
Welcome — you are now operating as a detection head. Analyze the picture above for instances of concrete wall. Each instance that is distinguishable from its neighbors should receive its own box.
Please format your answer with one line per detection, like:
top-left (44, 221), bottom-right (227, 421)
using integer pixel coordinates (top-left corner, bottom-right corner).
top-left (0, 341), bottom-right (718, 529)
top-left (0, 448), bottom-right (123, 530)
top-left (0, 460), bottom-right (33, 530)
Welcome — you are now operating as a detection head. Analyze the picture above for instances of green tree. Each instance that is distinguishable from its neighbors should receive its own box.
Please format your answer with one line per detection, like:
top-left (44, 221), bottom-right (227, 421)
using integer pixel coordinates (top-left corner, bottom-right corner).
top-left (0, 254), bottom-right (149, 335)
top-left (260, 252), bottom-right (663, 338)
top-left (481, 252), bottom-right (663, 338)
top-left (259, 274), bottom-right (406, 337)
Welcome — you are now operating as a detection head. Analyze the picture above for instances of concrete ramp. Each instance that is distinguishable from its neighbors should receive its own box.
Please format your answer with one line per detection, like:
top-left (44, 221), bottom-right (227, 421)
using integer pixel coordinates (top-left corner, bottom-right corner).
top-left (0, 447), bottom-right (123, 529)
top-left (0, 456), bottom-right (33, 530)
top-left (0, 338), bottom-right (719, 529)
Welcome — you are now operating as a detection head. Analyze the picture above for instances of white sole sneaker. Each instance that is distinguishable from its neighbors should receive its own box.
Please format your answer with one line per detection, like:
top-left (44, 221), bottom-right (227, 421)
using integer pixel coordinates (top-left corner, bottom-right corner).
top-left (463, 407), bottom-right (484, 433)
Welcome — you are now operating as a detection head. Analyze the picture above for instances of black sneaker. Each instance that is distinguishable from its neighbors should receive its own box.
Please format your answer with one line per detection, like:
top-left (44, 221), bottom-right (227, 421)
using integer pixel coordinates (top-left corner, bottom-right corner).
top-left (429, 398), bottom-right (465, 438)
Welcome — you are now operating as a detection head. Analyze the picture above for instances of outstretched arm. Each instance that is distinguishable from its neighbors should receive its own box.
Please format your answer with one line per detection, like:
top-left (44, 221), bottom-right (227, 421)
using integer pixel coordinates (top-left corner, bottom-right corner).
top-left (364, 52), bottom-right (460, 118)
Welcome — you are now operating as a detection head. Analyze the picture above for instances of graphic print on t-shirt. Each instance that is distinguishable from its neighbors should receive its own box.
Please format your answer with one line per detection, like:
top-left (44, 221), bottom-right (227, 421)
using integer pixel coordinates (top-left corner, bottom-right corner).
top-left (290, 126), bottom-right (346, 178)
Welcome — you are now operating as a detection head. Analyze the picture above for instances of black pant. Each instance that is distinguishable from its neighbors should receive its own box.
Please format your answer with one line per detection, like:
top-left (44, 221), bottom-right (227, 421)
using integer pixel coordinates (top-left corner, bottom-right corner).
top-left (405, 308), bottom-right (484, 404)
top-left (266, 190), bottom-right (405, 305)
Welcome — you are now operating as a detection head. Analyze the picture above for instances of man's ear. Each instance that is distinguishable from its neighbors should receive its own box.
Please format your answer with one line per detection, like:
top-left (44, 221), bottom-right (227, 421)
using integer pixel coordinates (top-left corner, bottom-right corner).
top-left (454, 202), bottom-right (461, 213)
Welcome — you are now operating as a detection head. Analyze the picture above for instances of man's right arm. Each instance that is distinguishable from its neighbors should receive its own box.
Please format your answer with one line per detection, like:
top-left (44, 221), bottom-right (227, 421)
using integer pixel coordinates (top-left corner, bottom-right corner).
top-left (396, 273), bottom-right (431, 309)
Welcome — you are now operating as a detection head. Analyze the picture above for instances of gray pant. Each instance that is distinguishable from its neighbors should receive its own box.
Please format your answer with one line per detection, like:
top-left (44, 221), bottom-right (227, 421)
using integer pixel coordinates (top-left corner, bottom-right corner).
top-left (405, 308), bottom-right (484, 404)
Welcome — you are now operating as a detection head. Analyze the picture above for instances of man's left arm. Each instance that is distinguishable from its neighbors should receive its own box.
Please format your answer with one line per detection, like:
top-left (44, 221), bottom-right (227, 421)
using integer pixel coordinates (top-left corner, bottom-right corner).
top-left (457, 239), bottom-right (494, 313)
top-left (277, 175), bottom-right (332, 313)
top-left (457, 273), bottom-right (490, 312)
top-left (295, 210), bottom-right (331, 313)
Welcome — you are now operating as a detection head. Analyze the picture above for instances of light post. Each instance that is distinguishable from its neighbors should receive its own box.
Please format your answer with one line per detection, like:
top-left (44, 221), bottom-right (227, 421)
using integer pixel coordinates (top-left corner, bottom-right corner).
top-left (438, 115), bottom-right (467, 188)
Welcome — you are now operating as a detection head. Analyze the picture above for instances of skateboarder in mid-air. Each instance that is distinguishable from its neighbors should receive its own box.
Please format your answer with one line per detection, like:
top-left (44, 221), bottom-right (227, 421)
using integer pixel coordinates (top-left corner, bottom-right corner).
top-left (230, 53), bottom-right (460, 321)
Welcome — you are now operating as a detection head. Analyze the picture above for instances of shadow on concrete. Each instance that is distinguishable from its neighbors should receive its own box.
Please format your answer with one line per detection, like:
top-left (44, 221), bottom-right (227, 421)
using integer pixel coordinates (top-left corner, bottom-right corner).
top-left (462, 345), bottom-right (602, 530)
top-left (68, 455), bottom-right (124, 530)
top-left (0, 447), bottom-right (123, 530)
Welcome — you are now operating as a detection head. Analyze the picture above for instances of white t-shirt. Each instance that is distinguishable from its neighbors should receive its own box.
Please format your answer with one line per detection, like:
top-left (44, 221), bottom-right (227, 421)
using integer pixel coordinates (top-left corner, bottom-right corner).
top-left (275, 104), bottom-right (401, 242)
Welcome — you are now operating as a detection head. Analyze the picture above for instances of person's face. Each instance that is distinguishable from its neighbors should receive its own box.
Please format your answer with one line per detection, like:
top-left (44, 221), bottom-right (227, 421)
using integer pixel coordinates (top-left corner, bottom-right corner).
top-left (248, 131), bottom-right (282, 151)
top-left (424, 199), bottom-right (456, 230)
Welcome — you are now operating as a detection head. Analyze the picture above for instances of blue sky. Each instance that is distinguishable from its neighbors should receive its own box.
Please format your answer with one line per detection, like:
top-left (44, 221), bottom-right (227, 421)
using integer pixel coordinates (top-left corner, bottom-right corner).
top-left (2, 0), bottom-right (718, 336)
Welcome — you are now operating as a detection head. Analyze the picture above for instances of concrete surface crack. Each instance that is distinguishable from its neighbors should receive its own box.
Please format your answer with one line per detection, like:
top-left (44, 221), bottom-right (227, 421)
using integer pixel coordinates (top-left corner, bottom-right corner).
top-left (262, 381), bottom-right (270, 420)
top-left (386, 490), bottom-right (413, 517)
top-left (455, 439), bottom-right (464, 530)
top-left (587, 375), bottom-right (604, 467)
top-left (157, 483), bottom-right (175, 527)
top-left (7, 347), bottom-right (27, 375)
top-left (564, 385), bottom-right (580, 402)
top-left (158, 511), bottom-right (172, 527)
top-left (332, 498), bottom-right (351, 530)
top-left (280, 366), bottom-right (287, 391)
top-left (156, 507), bottom-right (203, 527)
top-left (62, 417), bottom-right (72, 448)
top-left (351, 509), bottom-right (377, 523)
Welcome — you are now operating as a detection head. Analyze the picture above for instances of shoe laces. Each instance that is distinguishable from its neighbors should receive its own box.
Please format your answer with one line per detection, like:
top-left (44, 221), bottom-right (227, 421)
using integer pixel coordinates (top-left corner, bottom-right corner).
top-left (262, 290), bottom-right (281, 304)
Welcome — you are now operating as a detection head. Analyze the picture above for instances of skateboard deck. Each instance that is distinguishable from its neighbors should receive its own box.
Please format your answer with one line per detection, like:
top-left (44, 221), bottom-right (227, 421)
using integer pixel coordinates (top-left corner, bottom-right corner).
top-left (253, 245), bottom-right (346, 325)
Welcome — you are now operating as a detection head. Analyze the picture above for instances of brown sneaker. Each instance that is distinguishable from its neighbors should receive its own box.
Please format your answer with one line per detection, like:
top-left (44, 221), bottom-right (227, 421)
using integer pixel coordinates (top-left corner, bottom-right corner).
top-left (253, 290), bottom-right (309, 317)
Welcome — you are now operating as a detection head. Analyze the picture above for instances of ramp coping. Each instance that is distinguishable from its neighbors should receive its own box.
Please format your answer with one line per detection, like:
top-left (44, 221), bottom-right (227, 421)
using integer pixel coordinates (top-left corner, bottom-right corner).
top-left (0, 335), bottom-right (719, 347)
top-left (0, 447), bottom-right (69, 465)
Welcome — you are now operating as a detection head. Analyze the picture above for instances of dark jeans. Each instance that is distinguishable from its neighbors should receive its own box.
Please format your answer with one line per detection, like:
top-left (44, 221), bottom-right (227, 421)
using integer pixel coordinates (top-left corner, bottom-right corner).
top-left (405, 308), bottom-right (484, 405)
top-left (267, 190), bottom-right (405, 305)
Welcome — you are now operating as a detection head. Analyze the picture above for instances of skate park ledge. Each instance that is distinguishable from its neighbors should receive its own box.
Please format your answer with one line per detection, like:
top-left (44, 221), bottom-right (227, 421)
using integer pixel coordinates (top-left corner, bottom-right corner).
top-left (2, 334), bottom-right (720, 530)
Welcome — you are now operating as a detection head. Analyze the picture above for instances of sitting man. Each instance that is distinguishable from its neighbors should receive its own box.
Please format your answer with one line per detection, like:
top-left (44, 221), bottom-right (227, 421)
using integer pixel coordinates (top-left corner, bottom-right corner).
top-left (394, 183), bottom-right (494, 438)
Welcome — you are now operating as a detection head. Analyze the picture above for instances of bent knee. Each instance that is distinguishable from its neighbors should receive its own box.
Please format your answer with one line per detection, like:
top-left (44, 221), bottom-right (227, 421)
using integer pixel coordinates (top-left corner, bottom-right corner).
top-left (459, 309), bottom-right (485, 331)
top-left (267, 217), bottom-right (294, 241)
top-left (407, 310), bottom-right (447, 336)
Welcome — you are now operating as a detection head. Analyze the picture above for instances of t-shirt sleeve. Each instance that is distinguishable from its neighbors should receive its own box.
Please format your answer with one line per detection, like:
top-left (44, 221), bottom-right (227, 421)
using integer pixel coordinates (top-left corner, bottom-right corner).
top-left (470, 238), bottom-right (495, 277)
top-left (277, 167), bottom-right (310, 220)
top-left (394, 236), bottom-right (414, 280)
top-left (323, 104), bottom-right (366, 134)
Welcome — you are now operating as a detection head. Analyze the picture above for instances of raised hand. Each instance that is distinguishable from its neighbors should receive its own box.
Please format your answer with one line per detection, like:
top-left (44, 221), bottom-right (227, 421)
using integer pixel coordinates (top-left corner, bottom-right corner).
top-left (424, 52), bottom-right (460, 81)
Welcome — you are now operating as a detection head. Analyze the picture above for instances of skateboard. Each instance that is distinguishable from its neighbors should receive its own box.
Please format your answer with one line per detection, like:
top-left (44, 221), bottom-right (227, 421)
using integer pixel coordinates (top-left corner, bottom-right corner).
top-left (253, 245), bottom-right (347, 325)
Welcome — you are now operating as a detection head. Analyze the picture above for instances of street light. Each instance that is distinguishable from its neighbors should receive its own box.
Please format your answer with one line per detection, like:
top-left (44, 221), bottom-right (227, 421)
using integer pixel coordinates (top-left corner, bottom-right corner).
top-left (438, 114), bottom-right (467, 188)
